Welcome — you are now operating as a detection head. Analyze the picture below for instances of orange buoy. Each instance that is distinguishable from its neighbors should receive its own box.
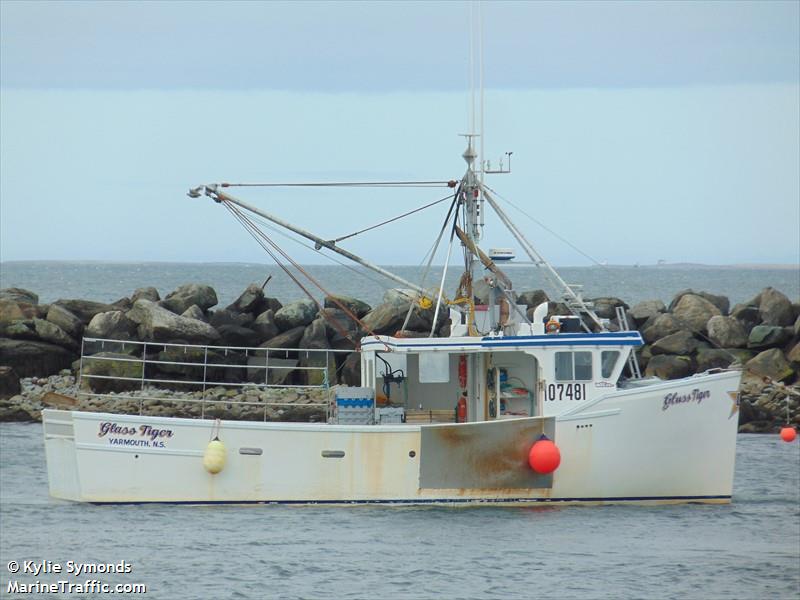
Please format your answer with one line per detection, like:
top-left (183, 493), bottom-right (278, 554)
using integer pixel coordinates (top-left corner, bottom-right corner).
top-left (780, 427), bottom-right (797, 443)
top-left (528, 436), bottom-right (561, 474)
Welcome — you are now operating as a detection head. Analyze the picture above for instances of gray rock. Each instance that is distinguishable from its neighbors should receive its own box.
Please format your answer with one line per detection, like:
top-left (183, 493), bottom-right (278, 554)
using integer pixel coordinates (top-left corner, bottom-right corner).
top-left (260, 326), bottom-right (306, 351)
top-left (0, 339), bottom-right (76, 377)
top-left (0, 366), bottom-right (21, 399)
top-left (651, 330), bottom-right (699, 356)
top-left (588, 297), bottom-right (628, 320)
top-left (758, 287), bottom-right (794, 326)
top-left (694, 348), bottom-right (737, 372)
top-left (671, 294), bottom-right (721, 333)
top-left (324, 295), bottom-right (372, 318)
top-left (252, 310), bottom-right (279, 343)
top-left (46, 304), bottom-right (83, 339)
top-left (0, 288), bottom-right (38, 304)
top-left (745, 348), bottom-right (795, 382)
top-left (786, 342), bottom-right (800, 365)
top-left (706, 315), bottom-right (748, 348)
top-left (340, 352), bottom-right (361, 386)
top-left (668, 289), bottom-right (729, 315)
top-left (209, 309), bottom-right (254, 329)
top-left (3, 320), bottom-right (38, 340)
top-left (516, 290), bottom-right (549, 309)
top-left (317, 308), bottom-right (359, 349)
top-left (299, 320), bottom-right (333, 385)
top-left (33, 318), bottom-right (78, 350)
top-left (227, 283), bottom-right (266, 315)
top-left (127, 299), bottom-right (221, 344)
top-left (181, 305), bottom-right (207, 322)
top-left (0, 299), bottom-right (37, 324)
top-left (274, 299), bottom-right (319, 331)
top-left (383, 288), bottom-right (418, 307)
top-left (217, 325), bottom-right (260, 347)
top-left (361, 301), bottom-right (426, 336)
top-left (111, 297), bottom-right (133, 312)
top-left (80, 352), bottom-right (143, 393)
top-left (642, 313), bottom-right (683, 344)
top-left (160, 284), bottom-right (218, 315)
top-left (131, 287), bottom-right (160, 304)
top-left (86, 311), bottom-right (138, 340)
top-left (795, 315), bottom-right (800, 338)
top-left (747, 325), bottom-right (791, 350)
top-left (264, 297), bottom-right (283, 313)
top-left (53, 299), bottom-right (116, 324)
top-left (629, 300), bottom-right (666, 326)
top-left (644, 355), bottom-right (692, 380)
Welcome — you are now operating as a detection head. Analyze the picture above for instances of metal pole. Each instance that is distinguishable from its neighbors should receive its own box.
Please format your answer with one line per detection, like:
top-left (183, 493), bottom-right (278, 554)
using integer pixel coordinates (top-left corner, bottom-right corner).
top-left (199, 185), bottom-right (432, 298)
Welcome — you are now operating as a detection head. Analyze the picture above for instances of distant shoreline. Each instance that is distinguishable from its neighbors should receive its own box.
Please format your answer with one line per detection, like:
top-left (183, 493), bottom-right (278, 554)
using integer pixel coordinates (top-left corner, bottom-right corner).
top-left (2, 259), bottom-right (798, 270)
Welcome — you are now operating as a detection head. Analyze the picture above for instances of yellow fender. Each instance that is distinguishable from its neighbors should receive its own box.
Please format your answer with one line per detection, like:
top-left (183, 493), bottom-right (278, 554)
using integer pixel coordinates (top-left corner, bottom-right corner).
top-left (203, 438), bottom-right (227, 474)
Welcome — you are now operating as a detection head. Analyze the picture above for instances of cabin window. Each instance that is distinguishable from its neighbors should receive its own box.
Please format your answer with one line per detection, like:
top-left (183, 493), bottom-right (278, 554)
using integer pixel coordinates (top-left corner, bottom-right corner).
top-left (555, 351), bottom-right (593, 381)
top-left (601, 351), bottom-right (621, 378)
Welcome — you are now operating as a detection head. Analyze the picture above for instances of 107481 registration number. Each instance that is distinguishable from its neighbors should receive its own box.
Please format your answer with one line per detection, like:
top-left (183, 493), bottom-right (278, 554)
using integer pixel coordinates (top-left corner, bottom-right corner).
top-left (544, 383), bottom-right (587, 401)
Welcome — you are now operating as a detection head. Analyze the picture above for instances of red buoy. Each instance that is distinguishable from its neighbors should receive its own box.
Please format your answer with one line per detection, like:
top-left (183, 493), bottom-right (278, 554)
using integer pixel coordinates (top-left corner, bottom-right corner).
top-left (528, 437), bottom-right (561, 474)
top-left (780, 427), bottom-right (797, 443)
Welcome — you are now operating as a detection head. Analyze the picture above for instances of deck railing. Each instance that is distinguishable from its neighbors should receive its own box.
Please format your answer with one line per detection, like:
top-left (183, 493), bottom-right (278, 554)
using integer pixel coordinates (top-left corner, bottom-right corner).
top-left (77, 337), bottom-right (354, 420)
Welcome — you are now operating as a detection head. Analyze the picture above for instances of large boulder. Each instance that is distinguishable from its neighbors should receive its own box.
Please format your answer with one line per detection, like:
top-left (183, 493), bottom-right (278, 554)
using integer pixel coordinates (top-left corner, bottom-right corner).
top-left (53, 299), bottom-right (116, 325)
top-left (758, 287), bottom-right (794, 326)
top-left (644, 355), bottom-right (692, 380)
top-left (745, 348), bottom-right (795, 382)
top-left (131, 287), bottom-right (160, 304)
top-left (274, 299), bottom-right (319, 331)
top-left (0, 299), bottom-right (37, 324)
top-left (0, 366), bottom-right (21, 399)
top-left (299, 320), bottom-right (333, 385)
top-left (33, 318), bottom-right (78, 350)
top-left (226, 284), bottom-right (266, 315)
top-left (340, 352), bottom-right (361, 386)
top-left (260, 326), bottom-right (306, 351)
top-left (671, 294), bottom-right (721, 333)
top-left (706, 315), bottom-right (748, 349)
top-left (516, 290), bottom-right (549, 309)
top-left (2, 320), bottom-right (38, 340)
top-left (80, 351), bottom-right (143, 393)
top-left (786, 342), bottom-right (800, 365)
top-left (0, 288), bottom-right (38, 304)
top-left (629, 300), bottom-right (666, 326)
top-left (127, 299), bottom-right (220, 344)
top-left (588, 297), bottom-right (628, 320)
top-left (317, 308), bottom-right (360, 349)
top-left (669, 289), bottom-right (729, 315)
top-left (651, 330), bottom-right (699, 356)
top-left (216, 325), bottom-right (260, 347)
top-left (181, 305), bottom-right (207, 322)
top-left (747, 325), bottom-right (791, 350)
top-left (252, 310), bottom-right (279, 343)
top-left (694, 348), bottom-right (737, 372)
top-left (46, 304), bottom-right (83, 339)
top-left (0, 339), bottom-right (76, 377)
top-left (642, 313), bottom-right (683, 344)
top-left (730, 304), bottom-right (761, 333)
top-left (209, 309), bottom-right (254, 329)
top-left (324, 295), bottom-right (371, 318)
top-left (160, 284), bottom-right (218, 315)
top-left (86, 311), bottom-right (138, 340)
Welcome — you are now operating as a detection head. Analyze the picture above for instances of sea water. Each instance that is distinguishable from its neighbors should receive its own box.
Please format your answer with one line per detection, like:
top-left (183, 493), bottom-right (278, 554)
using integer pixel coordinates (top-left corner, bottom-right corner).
top-left (0, 261), bottom-right (798, 308)
top-left (0, 424), bottom-right (798, 599)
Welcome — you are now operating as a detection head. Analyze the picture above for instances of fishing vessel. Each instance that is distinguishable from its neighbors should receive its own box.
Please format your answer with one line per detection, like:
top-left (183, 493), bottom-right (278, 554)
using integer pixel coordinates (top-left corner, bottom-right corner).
top-left (41, 131), bottom-right (742, 505)
top-left (488, 248), bottom-right (515, 261)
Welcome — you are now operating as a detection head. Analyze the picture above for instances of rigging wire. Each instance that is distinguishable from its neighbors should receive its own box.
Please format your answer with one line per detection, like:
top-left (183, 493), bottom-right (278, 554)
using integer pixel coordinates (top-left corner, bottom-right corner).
top-left (332, 193), bottom-right (455, 244)
top-left (220, 180), bottom-right (456, 189)
top-left (482, 183), bottom-right (609, 269)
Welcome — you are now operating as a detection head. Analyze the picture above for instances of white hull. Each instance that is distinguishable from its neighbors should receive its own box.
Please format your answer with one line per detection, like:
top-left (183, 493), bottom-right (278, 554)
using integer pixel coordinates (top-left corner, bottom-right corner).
top-left (43, 371), bottom-right (740, 505)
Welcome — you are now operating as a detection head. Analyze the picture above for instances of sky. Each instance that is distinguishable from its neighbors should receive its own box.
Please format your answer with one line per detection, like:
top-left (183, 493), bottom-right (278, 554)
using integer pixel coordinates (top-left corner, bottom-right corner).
top-left (1, 0), bottom-right (798, 267)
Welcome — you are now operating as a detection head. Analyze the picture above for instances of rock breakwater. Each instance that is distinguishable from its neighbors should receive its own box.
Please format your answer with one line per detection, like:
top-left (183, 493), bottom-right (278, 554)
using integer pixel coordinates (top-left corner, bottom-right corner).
top-left (1, 283), bottom-right (798, 432)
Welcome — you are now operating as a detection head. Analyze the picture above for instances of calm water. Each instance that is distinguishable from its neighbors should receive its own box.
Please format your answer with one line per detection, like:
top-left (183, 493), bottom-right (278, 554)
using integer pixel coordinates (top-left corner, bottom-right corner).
top-left (0, 424), bottom-right (798, 600)
top-left (1, 261), bottom-right (798, 308)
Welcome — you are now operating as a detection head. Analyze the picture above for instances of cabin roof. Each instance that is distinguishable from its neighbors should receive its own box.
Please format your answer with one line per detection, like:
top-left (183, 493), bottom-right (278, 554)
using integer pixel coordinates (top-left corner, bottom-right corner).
top-left (361, 331), bottom-right (643, 353)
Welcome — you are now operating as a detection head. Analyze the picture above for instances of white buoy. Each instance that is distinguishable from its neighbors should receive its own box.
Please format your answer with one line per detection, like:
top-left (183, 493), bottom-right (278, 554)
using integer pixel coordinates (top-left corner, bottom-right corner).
top-left (203, 437), bottom-right (227, 474)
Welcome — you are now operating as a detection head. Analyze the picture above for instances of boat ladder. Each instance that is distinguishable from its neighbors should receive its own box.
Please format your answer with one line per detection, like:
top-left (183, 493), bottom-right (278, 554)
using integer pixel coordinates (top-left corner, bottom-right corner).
top-left (615, 306), bottom-right (642, 379)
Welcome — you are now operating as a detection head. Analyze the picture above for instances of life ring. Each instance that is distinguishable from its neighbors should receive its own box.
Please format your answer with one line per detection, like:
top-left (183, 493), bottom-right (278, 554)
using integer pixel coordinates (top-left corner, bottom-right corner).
top-left (545, 319), bottom-right (561, 334)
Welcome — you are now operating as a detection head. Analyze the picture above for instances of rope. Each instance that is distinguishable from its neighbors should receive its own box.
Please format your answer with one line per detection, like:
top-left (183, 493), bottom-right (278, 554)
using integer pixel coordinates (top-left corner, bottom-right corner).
top-left (223, 201), bottom-right (378, 349)
top-left (332, 193), bottom-right (455, 244)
